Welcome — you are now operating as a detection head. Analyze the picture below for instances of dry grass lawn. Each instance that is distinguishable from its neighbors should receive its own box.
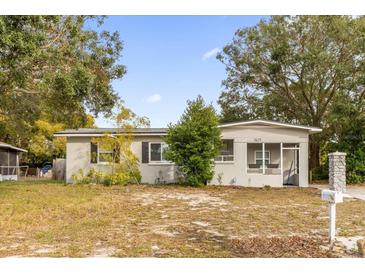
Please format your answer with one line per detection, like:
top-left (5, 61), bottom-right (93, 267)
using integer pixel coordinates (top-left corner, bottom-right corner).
top-left (0, 181), bottom-right (364, 257)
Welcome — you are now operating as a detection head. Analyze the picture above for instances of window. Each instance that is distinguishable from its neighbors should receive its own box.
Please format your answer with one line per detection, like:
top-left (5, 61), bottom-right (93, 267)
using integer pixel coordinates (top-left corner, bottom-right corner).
top-left (149, 142), bottom-right (168, 162)
top-left (255, 150), bottom-right (270, 166)
top-left (90, 142), bottom-right (118, 164)
top-left (215, 139), bottom-right (234, 162)
top-left (98, 142), bottom-right (114, 163)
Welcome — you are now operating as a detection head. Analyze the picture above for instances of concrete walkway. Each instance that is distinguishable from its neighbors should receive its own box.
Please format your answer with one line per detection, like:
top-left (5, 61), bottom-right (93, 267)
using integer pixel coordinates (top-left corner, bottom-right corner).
top-left (311, 184), bottom-right (365, 201)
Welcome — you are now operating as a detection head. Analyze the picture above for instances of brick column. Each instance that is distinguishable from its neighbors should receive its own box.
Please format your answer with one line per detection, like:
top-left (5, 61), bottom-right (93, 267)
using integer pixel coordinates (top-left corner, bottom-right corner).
top-left (328, 152), bottom-right (346, 193)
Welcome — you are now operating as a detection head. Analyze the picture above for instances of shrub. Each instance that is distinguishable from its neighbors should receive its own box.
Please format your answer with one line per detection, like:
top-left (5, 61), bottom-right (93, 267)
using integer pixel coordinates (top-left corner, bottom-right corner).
top-left (102, 172), bottom-right (134, 186)
top-left (72, 168), bottom-right (141, 186)
top-left (311, 165), bottom-right (329, 181)
top-left (346, 148), bottom-right (365, 183)
top-left (72, 169), bottom-right (92, 184)
top-left (311, 152), bottom-right (365, 184)
top-left (164, 95), bottom-right (221, 187)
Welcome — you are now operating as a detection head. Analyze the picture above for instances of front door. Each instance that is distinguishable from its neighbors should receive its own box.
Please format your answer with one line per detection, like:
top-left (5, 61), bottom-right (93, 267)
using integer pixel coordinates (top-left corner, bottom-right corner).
top-left (282, 147), bottom-right (299, 186)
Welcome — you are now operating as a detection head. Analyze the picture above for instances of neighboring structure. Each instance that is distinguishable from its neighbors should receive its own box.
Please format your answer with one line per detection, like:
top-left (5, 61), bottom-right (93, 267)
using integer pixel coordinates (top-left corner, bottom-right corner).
top-left (54, 120), bottom-right (322, 187)
top-left (0, 141), bottom-right (27, 181)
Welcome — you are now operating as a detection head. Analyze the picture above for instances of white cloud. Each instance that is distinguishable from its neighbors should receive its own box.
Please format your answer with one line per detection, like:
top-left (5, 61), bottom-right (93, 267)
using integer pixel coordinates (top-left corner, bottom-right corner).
top-left (202, 47), bottom-right (221, 61)
top-left (146, 93), bottom-right (161, 103)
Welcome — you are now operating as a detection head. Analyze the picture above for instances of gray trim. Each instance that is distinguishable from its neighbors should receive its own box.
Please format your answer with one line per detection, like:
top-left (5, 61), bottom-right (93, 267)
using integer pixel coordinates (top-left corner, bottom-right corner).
top-left (218, 119), bottom-right (322, 133)
top-left (55, 128), bottom-right (167, 136)
top-left (54, 119), bottom-right (322, 137)
top-left (0, 142), bottom-right (27, 152)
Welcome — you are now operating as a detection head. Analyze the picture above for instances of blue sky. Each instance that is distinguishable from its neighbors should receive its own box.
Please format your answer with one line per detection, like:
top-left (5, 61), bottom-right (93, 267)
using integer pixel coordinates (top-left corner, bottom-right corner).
top-left (94, 16), bottom-right (264, 128)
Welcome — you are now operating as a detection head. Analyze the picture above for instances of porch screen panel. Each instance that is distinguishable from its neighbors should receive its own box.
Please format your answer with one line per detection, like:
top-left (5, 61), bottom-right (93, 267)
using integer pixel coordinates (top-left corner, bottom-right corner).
top-left (282, 143), bottom-right (300, 185)
top-left (247, 143), bottom-right (281, 174)
top-left (264, 143), bottom-right (281, 175)
top-left (247, 143), bottom-right (263, 174)
top-left (0, 148), bottom-right (8, 175)
top-left (9, 150), bottom-right (17, 175)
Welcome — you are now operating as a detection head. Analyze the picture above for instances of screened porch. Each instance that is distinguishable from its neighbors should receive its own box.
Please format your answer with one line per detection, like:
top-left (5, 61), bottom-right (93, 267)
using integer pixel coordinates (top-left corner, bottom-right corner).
top-left (246, 143), bottom-right (300, 186)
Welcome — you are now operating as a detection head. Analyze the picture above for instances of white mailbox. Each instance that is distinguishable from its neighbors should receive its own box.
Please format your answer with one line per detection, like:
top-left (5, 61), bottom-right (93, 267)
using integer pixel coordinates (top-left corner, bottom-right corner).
top-left (321, 189), bottom-right (343, 204)
top-left (321, 189), bottom-right (344, 242)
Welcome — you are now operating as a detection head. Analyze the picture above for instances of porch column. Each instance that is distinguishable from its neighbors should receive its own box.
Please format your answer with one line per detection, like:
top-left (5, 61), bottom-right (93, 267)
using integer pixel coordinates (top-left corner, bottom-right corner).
top-left (243, 142), bottom-right (247, 175)
top-left (16, 152), bottom-right (19, 177)
top-left (262, 143), bottom-right (265, 175)
top-left (299, 142), bottom-right (309, 187)
top-left (7, 148), bottom-right (10, 176)
top-left (280, 143), bottom-right (283, 176)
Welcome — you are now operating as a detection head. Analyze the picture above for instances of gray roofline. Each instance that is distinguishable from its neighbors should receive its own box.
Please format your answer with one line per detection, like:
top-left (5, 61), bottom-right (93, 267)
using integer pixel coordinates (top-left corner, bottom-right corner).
top-left (54, 119), bottom-right (322, 137)
top-left (54, 128), bottom-right (167, 137)
top-left (0, 142), bottom-right (27, 152)
top-left (218, 119), bottom-right (322, 133)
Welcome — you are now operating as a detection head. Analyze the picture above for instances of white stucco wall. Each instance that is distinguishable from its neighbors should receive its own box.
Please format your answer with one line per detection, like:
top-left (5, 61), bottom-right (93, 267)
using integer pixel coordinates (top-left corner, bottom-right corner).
top-left (66, 136), bottom-right (92, 182)
top-left (209, 126), bottom-right (309, 187)
top-left (64, 125), bottom-right (311, 187)
top-left (131, 137), bottom-right (177, 184)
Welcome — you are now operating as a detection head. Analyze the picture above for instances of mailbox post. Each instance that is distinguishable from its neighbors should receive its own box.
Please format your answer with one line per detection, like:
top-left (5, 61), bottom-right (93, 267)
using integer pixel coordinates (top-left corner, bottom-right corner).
top-left (321, 189), bottom-right (343, 242)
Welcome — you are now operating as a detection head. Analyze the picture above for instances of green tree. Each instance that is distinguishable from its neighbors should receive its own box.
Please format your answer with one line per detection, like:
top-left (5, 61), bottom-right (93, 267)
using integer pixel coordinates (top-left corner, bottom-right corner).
top-left (164, 96), bottom-right (221, 186)
top-left (326, 94), bottom-right (365, 183)
top-left (24, 114), bottom-right (96, 166)
top-left (0, 16), bottom-right (125, 152)
top-left (218, 16), bottom-right (365, 169)
top-left (77, 104), bottom-right (150, 186)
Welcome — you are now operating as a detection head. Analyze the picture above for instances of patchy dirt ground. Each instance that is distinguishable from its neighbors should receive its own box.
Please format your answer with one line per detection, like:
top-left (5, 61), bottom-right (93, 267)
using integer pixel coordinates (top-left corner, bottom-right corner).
top-left (0, 182), bottom-right (364, 257)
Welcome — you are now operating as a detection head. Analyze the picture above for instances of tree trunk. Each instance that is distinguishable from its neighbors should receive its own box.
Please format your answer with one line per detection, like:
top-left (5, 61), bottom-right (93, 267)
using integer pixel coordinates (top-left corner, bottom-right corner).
top-left (309, 137), bottom-right (320, 170)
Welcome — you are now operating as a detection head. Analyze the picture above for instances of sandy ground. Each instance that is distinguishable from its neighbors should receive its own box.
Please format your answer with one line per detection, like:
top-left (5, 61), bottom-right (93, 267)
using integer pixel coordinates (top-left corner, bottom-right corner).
top-left (1, 183), bottom-right (365, 257)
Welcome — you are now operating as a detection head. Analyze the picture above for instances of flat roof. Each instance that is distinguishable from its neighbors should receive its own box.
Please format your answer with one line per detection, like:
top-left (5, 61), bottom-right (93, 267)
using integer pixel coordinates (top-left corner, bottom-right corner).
top-left (54, 119), bottom-right (322, 137)
top-left (218, 119), bottom-right (322, 133)
top-left (0, 141), bottom-right (27, 152)
top-left (54, 127), bottom-right (167, 137)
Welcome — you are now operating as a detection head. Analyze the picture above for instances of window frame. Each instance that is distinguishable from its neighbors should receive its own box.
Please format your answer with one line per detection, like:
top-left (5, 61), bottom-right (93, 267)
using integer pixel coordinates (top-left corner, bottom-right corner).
top-left (215, 139), bottom-right (234, 163)
top-left (254, 150), bottom-right (270, 166)
top-left (149, 142), bottom-right (169, 163)
top-left (92, 142), bottom-right (116, 165)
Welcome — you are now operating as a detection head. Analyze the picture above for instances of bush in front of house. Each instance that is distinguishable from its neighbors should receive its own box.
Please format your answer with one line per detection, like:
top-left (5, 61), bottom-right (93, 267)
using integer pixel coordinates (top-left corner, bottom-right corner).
top-left (71, 168), bottom-right (141, 186)
top-left (164, 95), bottom-right (221, 187)
top-left (311, 165), bottom-right (329, 181)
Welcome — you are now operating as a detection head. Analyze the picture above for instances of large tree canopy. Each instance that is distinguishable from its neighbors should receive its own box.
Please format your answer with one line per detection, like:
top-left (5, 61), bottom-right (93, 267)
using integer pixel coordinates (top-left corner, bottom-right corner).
top-left (0, 16), bottom-right (126, 149)
top-left (218, 16), bottom-right (365, 169)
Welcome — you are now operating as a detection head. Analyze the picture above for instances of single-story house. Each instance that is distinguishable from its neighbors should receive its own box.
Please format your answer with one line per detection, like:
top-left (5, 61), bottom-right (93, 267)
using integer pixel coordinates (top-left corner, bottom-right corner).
top-left (54, 120), bottom-right (322, 187)
top-left (0, 141), bottom-right (27, 181)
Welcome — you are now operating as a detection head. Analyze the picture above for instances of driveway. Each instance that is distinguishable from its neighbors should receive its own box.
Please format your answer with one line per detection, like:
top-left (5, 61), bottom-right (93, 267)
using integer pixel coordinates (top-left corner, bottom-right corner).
top-left (311, 184), bottom-right (365, 201)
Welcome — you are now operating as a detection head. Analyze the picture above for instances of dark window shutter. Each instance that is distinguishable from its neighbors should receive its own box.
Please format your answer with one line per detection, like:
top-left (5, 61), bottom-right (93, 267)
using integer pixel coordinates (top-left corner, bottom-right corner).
top-left (141, 142), bottom-right (149, 163)
top-left (113, 146), bottom-right (120, 163)
top-left (90, 142), bottom-right (98, 163)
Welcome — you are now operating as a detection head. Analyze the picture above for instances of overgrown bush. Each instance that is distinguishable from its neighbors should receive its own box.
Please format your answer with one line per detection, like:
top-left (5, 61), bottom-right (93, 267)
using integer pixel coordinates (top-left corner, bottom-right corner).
top-left (311, 152), bottom-right (365, 184)
top-left (326, 95), bottom-right (365, 184)
top-left (70, 104), bottom-right (147, 186)
top-left (311, 165), bottom-right (329, 181)
top-left (71, 168), bottom-right (141, 186)
top-left (346, 149), bottom-right (365, 183)
top-left (164, 96), bottom-right (221, 187)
